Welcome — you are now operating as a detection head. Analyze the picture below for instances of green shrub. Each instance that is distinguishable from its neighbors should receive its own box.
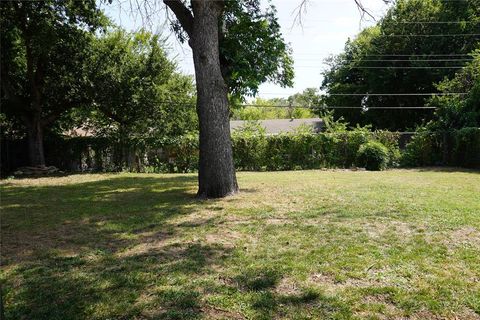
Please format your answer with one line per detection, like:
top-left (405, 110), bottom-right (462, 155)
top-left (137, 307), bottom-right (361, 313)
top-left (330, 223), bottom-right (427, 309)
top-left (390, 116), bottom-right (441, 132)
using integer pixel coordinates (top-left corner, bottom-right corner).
top-left (453, 127), bottom-right (480, 168)
top-left (232, 121), bottom-right (267, 170)
top-left (401, 130), bottom-right (440, 167)
top-left (401, 128), bottom-right (480, 168)
top-left (40, 128), bottom-right (405, 173)
top-left (356, 141), bottom-right (390, 171)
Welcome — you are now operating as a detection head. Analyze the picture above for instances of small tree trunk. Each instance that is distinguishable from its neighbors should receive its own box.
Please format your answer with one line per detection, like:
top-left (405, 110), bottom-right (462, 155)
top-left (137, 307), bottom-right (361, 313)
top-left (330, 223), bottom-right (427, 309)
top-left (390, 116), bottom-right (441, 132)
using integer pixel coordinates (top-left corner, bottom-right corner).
top-left (26, 115), bottom-right (46, 167)
top-left (191, 1), bottom-right (238, 198)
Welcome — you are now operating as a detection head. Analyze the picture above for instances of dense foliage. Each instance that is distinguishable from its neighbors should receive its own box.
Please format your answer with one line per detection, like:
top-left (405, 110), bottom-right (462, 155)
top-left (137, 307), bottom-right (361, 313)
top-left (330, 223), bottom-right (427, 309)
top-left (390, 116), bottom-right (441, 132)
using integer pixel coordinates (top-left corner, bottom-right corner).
top-left (0, 0), bottom-right (106, 165)
top-left (356, 141), bottom-right (390, 171)
top-left (400, 52), bottom-right (480, 168)
top-left (77, 29), bottom-right (197, 141)
top-left (221, 1), bottom-right (294, 98)
top-left (27, 128), bottom-right (400, 174)
top-left (1, 1), bottom-right (196, 169)
top-left (426, 52), bottom-right (480, 130)
top-left (169, 0), bottom-right (294, 100)
top-left (402, 127), bottom-right (480, 168)
top-left (321, 0), bottom-right (480, 130)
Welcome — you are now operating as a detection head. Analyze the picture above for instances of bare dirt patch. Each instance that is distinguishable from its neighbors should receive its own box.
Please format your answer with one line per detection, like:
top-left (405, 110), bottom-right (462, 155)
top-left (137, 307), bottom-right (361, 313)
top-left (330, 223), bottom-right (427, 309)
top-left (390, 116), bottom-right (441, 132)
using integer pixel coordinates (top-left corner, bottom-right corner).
top-left (447, 226), bottom-right (480, 248)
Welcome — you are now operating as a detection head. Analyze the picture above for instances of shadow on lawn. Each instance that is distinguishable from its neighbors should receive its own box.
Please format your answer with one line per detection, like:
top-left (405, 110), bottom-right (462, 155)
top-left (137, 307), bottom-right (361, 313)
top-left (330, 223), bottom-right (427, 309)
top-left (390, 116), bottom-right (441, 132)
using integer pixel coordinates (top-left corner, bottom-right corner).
top-left (404, 166), bottom-right (480, 174)
top-left (228, 266), bottom-right (351, 319)
top-left (1, 174), bottom-right (348, 319)
top-left (1, 175), bottom-right (221, 319)
top-left (1, 175), bottom-right (199, 258)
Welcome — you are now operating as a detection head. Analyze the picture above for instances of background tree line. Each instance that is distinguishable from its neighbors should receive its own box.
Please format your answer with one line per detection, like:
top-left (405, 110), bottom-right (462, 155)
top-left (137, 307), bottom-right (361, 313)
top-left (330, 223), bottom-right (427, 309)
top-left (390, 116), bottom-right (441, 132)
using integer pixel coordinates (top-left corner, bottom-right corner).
top-left (1, 1), bottom-right (197, 169)
top-left (320, 0), bottom-right (480, 130)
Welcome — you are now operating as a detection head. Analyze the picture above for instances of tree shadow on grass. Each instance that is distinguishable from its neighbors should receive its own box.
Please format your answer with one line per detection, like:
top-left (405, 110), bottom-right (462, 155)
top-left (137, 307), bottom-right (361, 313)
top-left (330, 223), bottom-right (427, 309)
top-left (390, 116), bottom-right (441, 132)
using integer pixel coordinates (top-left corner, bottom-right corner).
top-left (1, 174), bottom-right (354, 319)
top-left (0, 175), bottom-right (232, 319)
top-left (6, 242), bottom-right (231, 319)
top-left (1, 175), bottom-right (201, 261)
top-left (403, 166), bottom-right (480, 174)
top-left (229, 266), bottom-right (353, 319)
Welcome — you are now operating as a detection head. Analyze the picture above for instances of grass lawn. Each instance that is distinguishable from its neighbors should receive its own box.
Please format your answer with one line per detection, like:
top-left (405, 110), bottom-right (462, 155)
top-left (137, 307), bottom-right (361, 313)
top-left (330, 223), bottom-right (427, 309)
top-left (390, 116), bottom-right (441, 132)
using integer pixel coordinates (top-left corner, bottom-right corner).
top-left (1, 169), bottom-right (479, 319)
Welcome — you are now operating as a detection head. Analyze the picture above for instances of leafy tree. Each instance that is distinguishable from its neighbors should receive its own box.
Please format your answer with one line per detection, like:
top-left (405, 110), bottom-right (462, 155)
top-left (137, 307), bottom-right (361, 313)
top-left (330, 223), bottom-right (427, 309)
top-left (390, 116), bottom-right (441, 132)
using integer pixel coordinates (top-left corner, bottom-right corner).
top-left (162, 0), bottom-right (294, 198)
top-left (231, 88), bottom-right (321, 120)
top-left (57, 29), bottom-right (197, 170)
top-left (321, 0), bottom-right (480, 130)
top-left (86, 29), bottom-right (196, 140)
top-left (427, 51), bottom-right (480, 130)
top-left (0, 0), bottom-right (106, 166)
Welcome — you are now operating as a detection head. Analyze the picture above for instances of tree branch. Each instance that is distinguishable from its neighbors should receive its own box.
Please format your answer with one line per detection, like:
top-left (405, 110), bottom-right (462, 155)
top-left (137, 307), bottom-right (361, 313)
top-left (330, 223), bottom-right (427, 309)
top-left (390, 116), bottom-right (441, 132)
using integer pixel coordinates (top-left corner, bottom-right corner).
top-left (163, 0), bottom-right (194, 39)
top-left (294, 0), bottom-right (393, 25)
top-left (353, 0), bottom-right (376, 21)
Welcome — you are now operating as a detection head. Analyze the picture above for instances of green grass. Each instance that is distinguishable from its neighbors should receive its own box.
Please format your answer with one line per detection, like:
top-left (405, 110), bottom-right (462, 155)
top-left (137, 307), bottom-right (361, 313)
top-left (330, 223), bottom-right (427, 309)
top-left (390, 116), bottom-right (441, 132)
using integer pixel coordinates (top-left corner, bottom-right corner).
top-left (1, 169), bottom-right (479, 319)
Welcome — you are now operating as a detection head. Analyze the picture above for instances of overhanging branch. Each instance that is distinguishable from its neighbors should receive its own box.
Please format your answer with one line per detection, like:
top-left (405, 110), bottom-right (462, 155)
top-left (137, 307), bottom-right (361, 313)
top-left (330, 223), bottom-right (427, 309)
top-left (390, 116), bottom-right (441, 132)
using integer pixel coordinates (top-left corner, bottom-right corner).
top-left (294, 0), bottom-right (393, 25)
top-left (163, 0), bottom-right (194, 39)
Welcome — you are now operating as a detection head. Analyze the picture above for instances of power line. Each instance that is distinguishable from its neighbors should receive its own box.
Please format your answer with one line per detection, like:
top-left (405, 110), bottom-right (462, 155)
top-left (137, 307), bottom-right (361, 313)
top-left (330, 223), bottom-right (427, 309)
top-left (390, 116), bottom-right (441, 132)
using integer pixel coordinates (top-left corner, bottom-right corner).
top-left (380, 21), bottom-right (480, 24)
top-left (289, 20), bottom-right (480, 25)
top-left (342, 66), bottom-right (466, 69)
top-left (258, 92), bottom-right (466, 97)
top-left (375, 33), bottom-right (480, 37)
top-left (294, 65), bottom-right (466, 69)
top-left (323, 59), bottom-right (474, 62)
top-left (294, 53), bottom-right (477, 57)
top-left (237, 104), bottom-right (436, 110)
top-left (147, 100), bottom-right (439, 110)
top-left (321, 93), bottom-right (466, 96)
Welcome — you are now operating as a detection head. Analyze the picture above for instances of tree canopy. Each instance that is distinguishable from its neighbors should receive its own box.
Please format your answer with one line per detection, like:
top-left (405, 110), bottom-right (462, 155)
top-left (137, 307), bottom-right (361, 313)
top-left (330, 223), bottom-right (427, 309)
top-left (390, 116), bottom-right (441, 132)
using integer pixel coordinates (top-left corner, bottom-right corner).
top-left (320, 0), bottom-right (480, 130)
top-left (82, 29), bottom-right (196, 141)
top-left (170, 0), bottom-right (294, 100)
top-left (427, 51), bottom-right (480, 130)
top-left (0, 0), bottom-right (106, 165)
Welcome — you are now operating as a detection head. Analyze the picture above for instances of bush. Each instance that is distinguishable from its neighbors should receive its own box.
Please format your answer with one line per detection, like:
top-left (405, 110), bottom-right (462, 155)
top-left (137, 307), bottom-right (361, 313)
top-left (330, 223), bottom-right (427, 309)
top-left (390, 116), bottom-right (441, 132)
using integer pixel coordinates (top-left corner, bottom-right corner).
top-left (356, 141), bottom-right (390, 171)
top-left (402, 128), bottom-right (480, 168)
top-left (453, 127), bottom-right (480, 168)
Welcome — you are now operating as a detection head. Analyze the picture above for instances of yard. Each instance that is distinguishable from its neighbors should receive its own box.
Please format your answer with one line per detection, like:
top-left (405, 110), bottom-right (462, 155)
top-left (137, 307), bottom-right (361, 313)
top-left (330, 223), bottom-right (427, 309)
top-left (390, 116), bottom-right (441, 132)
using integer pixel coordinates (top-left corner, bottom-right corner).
top-left (1, 169), bottom-right (479, 319)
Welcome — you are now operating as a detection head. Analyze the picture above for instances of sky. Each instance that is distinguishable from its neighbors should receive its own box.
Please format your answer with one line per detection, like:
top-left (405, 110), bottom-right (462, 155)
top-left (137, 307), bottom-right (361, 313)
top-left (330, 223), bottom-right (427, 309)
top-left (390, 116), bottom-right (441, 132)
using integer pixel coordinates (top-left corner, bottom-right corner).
top-left (102, 0), bottom-right (392, 99)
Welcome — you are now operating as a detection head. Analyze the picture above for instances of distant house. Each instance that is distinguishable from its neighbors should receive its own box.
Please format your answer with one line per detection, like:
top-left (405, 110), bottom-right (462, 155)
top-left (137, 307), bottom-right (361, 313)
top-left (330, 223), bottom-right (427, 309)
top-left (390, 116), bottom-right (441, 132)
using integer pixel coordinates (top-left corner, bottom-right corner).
top-left (230, 118), bottom-right (324, 135)
top-left (66, 118), bottom-right (325, 138)
top-left (64, 127), bottom-right (94, 137)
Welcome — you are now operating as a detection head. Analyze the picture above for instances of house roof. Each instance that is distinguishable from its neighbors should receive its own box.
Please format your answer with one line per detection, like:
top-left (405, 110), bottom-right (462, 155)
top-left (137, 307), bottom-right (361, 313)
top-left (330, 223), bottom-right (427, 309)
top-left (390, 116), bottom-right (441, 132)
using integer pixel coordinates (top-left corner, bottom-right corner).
top-left (230, 118), bottom-right (324, 135)
top-left (65, 118), bottom-right (324, 138)
top-left (64, 127), bottom-right (94, 137)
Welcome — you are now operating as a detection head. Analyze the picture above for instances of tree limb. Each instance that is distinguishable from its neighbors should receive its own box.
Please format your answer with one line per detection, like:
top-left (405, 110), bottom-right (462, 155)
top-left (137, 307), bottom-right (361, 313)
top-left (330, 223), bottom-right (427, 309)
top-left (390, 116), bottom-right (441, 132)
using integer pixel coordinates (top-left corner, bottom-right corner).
top-left (163, 0), bottom-right (194, 39)
top-left (294, 0), bottom-right (393, 25)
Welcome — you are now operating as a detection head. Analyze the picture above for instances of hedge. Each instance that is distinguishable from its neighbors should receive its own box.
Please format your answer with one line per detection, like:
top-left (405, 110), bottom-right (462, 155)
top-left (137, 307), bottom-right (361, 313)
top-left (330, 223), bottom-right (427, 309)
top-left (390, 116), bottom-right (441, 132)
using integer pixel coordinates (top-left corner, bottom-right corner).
top-left (233, 130), bottom-right (400, 171)
top-left (3, 128), bottom-right (478, 175)
top-left (15, 130), bottom-right (399, 173)
top-left (402, 127), bottom-right (480, 168)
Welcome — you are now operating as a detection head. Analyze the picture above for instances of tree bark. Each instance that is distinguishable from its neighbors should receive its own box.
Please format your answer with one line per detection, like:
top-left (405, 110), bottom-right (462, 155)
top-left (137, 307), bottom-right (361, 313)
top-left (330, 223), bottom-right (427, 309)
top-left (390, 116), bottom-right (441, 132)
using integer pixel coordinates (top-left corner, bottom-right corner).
top-left (190, 1), bottom-right (238, 198)
top-left (26, 114), bottom-right (46, 167)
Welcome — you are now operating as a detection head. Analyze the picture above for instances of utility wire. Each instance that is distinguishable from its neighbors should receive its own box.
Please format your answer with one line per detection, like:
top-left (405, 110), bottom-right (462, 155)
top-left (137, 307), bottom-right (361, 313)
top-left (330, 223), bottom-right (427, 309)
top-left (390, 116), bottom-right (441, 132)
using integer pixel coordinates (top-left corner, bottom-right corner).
top-left (259, 92), bottom-right (466, 96)
top-left (376, 21), bottom-right (479, 24)
top-left (236, 105), bottom-right (437, 110)
top-left (288, 20), bottom-right (480, 24)
top-left (321, 93), bottom-right (466, 96)
top-left (323, 58), bottom-right (474, 62)
top-left (294, 65), bottom-right (466, 69)
top-left (375, 33), bottom-right (480, 37)
top-left (147, 100), bottom-right (439, 110)
top-left (293, 53), bottom-right (478, 56)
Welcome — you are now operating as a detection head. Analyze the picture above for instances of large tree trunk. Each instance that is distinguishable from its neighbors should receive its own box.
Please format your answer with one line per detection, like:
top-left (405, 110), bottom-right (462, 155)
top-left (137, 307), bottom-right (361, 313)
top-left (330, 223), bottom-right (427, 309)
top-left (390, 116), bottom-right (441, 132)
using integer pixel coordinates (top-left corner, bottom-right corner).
top-left (26, 115), bottom-right (46, 167)
top-left (191, 1), bottom-right (238, 198)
